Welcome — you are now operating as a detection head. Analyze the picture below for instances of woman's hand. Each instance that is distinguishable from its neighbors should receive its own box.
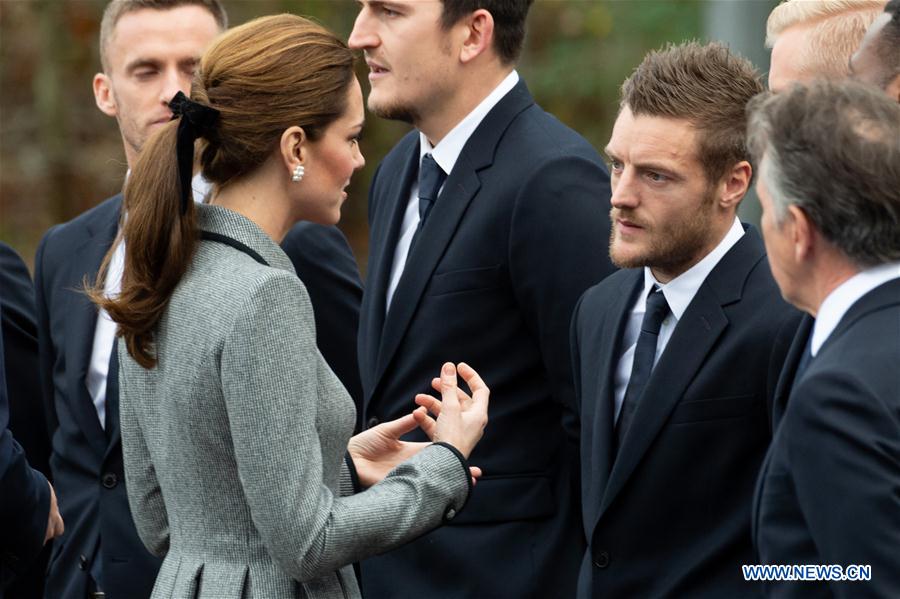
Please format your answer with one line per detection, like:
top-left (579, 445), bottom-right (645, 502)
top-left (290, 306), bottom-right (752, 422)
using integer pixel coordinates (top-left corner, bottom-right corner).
top-left (413, 362), bottom-right (489, 459)
top-left (347, 414), bottom-right (430, 487)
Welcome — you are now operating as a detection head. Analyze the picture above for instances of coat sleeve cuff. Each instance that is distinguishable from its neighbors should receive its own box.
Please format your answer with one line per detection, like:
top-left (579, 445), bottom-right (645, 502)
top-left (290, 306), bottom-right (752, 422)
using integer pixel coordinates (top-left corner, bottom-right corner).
top-left (431, 442), bottom-right (473, 519)
top-left (340, 453), bottom-right (362, 496)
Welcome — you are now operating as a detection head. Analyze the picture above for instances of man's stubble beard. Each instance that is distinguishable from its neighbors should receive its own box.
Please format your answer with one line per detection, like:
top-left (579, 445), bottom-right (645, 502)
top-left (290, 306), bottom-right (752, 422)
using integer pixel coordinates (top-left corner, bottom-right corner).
top-left (608, 188), bottom-right (717, 277)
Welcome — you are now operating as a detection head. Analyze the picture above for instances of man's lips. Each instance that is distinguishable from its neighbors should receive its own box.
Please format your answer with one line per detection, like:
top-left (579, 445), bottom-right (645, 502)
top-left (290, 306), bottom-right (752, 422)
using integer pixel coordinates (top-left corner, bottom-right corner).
top-left (615, 217), bottom-right (646, 234)
top-left (365, 59), bottom-right (389, 79)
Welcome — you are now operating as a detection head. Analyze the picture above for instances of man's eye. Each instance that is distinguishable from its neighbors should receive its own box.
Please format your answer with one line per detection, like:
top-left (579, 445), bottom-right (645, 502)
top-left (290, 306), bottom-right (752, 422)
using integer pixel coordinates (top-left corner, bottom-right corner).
top-left (134, 70), bottom-right (156, 80)
top-left (646, 172), bottom-right (668, 183)
top-left (609, 160), bottom-right (623, 173)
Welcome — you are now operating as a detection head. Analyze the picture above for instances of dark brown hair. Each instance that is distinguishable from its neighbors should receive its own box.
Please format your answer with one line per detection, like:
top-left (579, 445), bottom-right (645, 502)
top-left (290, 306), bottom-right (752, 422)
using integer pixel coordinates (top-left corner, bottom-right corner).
top-left (621, 41), bottom-right (764, 184)
top-left (100, 0), bottom-right (228, 72)
top-left (90, 14), bottom-right (355, 368)
top-left (440, 0), bottom-right (534, 64)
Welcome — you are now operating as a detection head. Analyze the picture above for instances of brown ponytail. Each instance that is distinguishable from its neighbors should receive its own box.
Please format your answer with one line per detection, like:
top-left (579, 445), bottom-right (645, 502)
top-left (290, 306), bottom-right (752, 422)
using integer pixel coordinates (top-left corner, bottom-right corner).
top-left (89, 120), bottom-right (198, 368)
top-left (88, 14), bottom-right (355, 368)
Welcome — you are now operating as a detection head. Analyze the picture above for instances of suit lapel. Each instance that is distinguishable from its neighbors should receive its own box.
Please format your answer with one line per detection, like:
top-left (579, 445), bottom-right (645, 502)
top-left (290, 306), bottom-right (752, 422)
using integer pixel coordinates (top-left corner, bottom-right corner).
top-left (598, 226), bottom-right (765, 518)
top-left (369, 80), bottom-right (535, 399)
top-left (65, 197), bottom-right (121, 456)
top-left (600, 283), bottom-right (729, 515)
top-left (771, 314), bottom-right (813, 427)
top-left (585, 272), bottom-right (642, 530)
top-left (360, 144), bottom-right (420, 395)
top-left (373, 157), bottom-right (481, 387)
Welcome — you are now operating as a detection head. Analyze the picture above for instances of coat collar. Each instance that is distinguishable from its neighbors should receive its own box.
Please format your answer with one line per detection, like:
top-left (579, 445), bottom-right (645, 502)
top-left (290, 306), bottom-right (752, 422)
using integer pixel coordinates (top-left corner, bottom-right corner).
top-left (196, 204), bottom-right (296, 275)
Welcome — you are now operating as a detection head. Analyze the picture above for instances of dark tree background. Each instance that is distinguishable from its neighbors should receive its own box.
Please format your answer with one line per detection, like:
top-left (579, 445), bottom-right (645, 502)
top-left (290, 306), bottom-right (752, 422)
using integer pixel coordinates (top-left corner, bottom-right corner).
top-left (0, 0), bottom-right (774, 273)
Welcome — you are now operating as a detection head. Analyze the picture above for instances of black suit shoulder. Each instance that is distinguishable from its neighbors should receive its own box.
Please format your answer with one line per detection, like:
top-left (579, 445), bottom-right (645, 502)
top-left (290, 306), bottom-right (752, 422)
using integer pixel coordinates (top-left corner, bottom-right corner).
top-left (280, 223), bottom-right (363, 410)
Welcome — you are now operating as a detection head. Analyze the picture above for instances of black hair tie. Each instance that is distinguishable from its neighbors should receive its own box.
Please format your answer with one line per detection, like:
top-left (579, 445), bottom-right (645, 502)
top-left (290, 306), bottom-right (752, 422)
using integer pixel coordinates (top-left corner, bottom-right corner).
top-left (168, 91), bottom-right (220, 214)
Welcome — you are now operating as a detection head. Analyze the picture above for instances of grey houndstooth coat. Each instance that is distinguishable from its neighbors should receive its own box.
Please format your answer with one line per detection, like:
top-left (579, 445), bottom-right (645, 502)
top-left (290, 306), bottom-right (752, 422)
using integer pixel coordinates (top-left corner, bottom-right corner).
top-left (118, 204), bottom-right (470, 598)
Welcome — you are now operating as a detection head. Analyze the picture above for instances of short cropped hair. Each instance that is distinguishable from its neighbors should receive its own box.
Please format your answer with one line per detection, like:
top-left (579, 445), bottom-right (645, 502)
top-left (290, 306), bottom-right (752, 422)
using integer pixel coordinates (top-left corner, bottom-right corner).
top-left (620, 41), bottom-right (764, 184)
top-left (747, 80), bottom-right (900, 268)
top-left (766, 0), bottom-right (885, 78)
top-left (440, 0), bottom-right (534, 64)
top-left (99, 0), bottom-right (227, 72)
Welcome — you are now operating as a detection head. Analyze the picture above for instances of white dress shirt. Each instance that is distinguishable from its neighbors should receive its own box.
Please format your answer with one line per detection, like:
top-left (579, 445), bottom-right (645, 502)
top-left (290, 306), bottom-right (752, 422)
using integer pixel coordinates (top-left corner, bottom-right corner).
top-left (612, 217), bottom-right (745, 422)
top-left (385, 70), bottom-right (520, 312)
top-left (86, 173), bottom-right (209, 427)
top-left (810, 261), bottom-right (900, 356)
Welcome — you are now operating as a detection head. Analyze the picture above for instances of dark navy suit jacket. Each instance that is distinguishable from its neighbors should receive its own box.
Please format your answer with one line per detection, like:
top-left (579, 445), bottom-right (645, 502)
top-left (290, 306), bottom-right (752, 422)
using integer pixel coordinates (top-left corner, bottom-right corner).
top-left (0, 242), bottom-right (51, 598)
top-left (357, 79), bottom-right (616, 598)
top-left (35, 195), bottom-right (364, 598)
top-left (572, 227), bottom-right (802, 598)
top-left (0, 303), bottom-right (50, 596)
top-left (753, 279), bottom-right (900, 598)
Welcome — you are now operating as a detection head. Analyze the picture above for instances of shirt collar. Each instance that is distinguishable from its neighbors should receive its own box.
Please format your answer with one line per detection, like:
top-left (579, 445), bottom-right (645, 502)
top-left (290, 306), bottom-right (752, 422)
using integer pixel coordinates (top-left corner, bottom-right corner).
top-left (811, 261), bottom-right (900, 356)
top-left (638, 217), bottom-right (745, 319)
top-left (419, 70), bottom-right (519, 175)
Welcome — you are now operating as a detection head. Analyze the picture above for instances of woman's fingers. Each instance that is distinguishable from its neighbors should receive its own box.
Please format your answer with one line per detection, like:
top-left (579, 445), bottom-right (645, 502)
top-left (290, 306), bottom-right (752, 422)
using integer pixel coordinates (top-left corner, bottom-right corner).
top-left (430, 377), bottom-right (472, 404)
top-left (439, 362), bottom-right (461, 413)
top-left (415, 393), bottom-right (442, 416)
top-left (412, 406), bottom-right (437, 438)
top-left (378, 412), bottom-right (420, 439)
top-left (458, 362), bottom-right (489, 412)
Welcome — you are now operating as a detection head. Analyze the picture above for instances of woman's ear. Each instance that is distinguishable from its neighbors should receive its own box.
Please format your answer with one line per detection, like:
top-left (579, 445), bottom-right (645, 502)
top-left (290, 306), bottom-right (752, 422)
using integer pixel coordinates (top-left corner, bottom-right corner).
top-left (280, 125), bottom-right (307, 178)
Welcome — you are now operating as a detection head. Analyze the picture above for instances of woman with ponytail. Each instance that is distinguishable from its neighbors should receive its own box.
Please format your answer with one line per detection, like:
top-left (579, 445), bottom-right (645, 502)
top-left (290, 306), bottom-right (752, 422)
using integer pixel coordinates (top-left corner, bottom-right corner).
top-left (89, 14), bottom-right (488, 598)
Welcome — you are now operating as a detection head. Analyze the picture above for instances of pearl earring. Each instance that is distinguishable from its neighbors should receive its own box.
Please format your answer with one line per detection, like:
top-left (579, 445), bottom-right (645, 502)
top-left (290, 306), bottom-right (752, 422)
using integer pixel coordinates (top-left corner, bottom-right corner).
top-left (291, 165), bottom-right (305, 182)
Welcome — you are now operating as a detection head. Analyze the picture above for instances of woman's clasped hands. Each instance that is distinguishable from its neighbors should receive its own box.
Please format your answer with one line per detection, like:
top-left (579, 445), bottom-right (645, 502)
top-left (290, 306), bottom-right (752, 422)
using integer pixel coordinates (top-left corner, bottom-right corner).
top-left (347, 362), bottom-right (489, 487)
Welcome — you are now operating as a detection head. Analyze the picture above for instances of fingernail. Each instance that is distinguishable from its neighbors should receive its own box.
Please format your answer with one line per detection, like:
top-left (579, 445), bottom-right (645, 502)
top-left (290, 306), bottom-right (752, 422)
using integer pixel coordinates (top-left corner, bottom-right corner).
top-left (443, 363), bottom-right (454, 375)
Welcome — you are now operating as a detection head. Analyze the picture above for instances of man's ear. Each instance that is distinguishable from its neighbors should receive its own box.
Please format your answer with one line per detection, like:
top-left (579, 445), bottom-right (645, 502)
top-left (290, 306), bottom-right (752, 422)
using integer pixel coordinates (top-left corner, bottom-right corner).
top-left (93, 72), bottom-right (117, 117)
top-left (717, 160), bottom-right (752, 210)
top-left (280, 125), bottom-right (307, 177)
top-left (787, 204), bottom-right (815, 263)
top-left (459, 9), bottom-right (495, 64)
top-left (884, 73), bottom-right (900, 104)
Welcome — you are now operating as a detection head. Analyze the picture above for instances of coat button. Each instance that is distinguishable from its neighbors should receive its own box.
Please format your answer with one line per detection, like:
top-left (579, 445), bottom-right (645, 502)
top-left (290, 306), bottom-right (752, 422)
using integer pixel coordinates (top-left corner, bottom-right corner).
top-left (444, 507), bottom-right (457, 521)
top-left (593, 551), bottom-right (610, 569)
top-left (102, 472), bottom-right (118, 489)
top-left (79, 554), bottom-right (88, 570)
top-left (367, 417), bottom-right (380, 429)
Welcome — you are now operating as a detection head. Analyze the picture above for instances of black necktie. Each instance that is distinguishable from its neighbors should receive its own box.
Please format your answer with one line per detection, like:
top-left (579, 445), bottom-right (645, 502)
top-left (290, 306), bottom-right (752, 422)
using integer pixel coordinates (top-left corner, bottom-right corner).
top-left (616, 286), bottom-right (670, 447)
top-left (408, 153), bottom-right (446, 254)
top-left (105, 338), bottom-right (119, 437)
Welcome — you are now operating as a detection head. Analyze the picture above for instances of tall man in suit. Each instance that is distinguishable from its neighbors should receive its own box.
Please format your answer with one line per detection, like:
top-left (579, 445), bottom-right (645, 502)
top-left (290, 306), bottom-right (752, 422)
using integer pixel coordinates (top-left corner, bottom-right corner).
top-left (850, 0), bottom-right (900, 100)
top-left (572, 42), bottom-right (802, 597)
top-left (348, 1), bottom-right (615, 596)
top-left (35, 1), bottom-right (362, 597)
top-left (0, 242), bottom-right (52, 598)
top-left (1, 304), bottom-right (64, 596)
top-left (747, 80), bottom-right (900, 599)
top-left (766, 0), bottom-right (885, 93)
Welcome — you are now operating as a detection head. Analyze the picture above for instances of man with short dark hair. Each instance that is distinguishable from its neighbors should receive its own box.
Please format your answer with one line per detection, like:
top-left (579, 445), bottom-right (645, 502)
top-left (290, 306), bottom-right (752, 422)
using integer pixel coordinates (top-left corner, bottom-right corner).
top-left (572, 42), bottom-right (801, 597)
top-left (748, 79), bottom-right (900, 599)
top-left (349, 0), bottom-right (615, 596)
top-left (850, 0), bottom-right (900, 100)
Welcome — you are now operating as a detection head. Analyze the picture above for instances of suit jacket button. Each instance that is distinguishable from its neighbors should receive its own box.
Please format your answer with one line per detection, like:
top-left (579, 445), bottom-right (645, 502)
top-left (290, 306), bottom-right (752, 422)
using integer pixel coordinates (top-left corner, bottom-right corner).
top-left (102, 472), bottom-right (118, 489)
top-left (79, 554), bottom-right (88, 570)
top-left (444, 507), bottom-right (457, 521)
top-left (367, 417), bottom-right (380, 429)
top-left (593, 551), bottom-right (610, 569)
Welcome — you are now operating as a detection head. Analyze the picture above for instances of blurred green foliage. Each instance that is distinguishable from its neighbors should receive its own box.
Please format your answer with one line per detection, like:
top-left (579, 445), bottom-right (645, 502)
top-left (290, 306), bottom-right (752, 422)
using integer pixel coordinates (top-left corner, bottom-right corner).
top-left (1, 0), bottom-right (720, 271)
